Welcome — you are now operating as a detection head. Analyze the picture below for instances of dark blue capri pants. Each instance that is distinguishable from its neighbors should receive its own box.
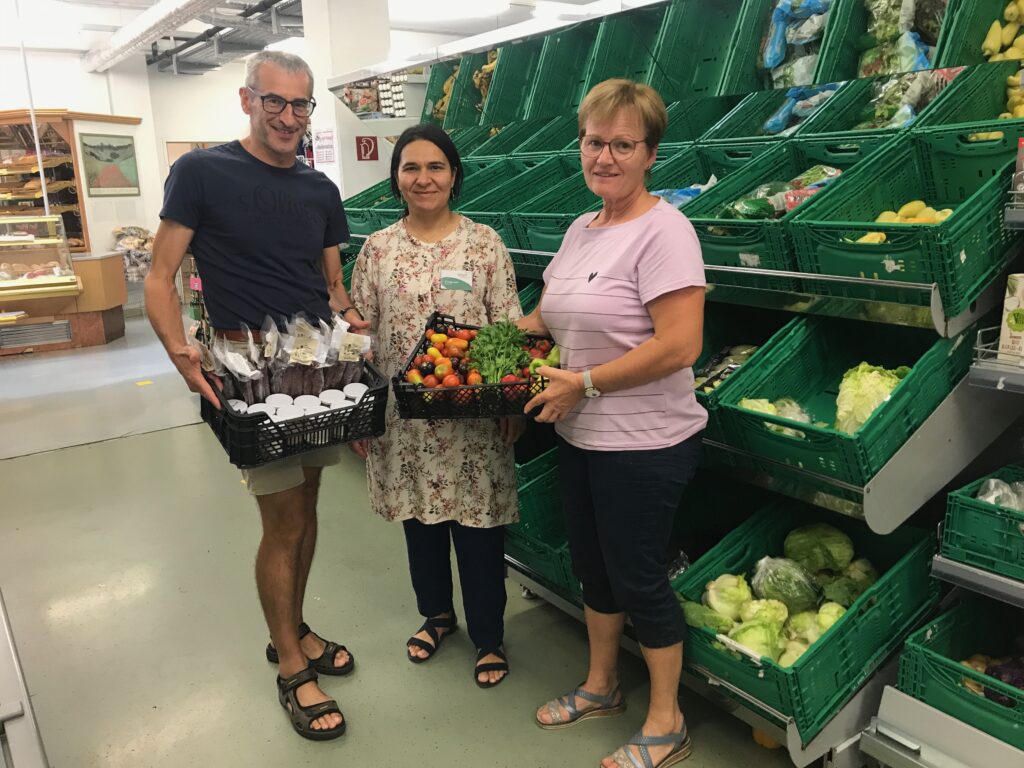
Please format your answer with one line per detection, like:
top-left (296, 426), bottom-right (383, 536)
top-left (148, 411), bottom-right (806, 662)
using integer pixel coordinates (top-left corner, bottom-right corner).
top-left (558, 433), bottom-right (701, 648)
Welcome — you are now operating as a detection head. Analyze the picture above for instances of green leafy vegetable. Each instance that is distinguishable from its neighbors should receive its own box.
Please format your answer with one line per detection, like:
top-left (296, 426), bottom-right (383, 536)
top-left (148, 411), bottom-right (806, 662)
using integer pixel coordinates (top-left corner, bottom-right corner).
top-left (729, 621), bottom-right (785, 662)
top-left (470, 320), bottom-right (529, 384)
top-left (817, 602), bottom-right (847, 632)
top-left (779, 639), bottom-right (810, 668)
top-left (751, 556), bottom-right (822, 614)
top-left (739, 599), bottom-right (789, 628)
top-left (834, 362), bottom-right (910, 434)
top-left (681, 599), bottom-right (736, 634)
top-left (784, 523), bottom-right (855, 573)
top-left (785, 611), bottom-right (822, 645)
top-left (702, 574), bottom-right (752, 621)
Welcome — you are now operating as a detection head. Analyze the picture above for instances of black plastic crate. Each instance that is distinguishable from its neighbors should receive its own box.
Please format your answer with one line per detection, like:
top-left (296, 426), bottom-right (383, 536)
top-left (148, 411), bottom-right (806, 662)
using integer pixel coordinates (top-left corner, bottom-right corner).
top-left (392, 312), bottom-right (551, 420)
top-left (200, 361), bottom-right (388, 468)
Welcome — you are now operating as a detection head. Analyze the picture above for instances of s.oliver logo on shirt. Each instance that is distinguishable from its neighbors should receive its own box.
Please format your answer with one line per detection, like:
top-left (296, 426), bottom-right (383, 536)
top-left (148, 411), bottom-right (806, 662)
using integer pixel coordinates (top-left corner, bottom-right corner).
top-left (239, 185), bottom-right (325, 226)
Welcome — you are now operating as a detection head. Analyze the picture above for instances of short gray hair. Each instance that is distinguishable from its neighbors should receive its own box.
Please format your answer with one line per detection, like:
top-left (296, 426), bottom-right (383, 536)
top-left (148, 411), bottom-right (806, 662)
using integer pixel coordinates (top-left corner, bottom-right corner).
top-left (245, 50), bottom-right (314, 95)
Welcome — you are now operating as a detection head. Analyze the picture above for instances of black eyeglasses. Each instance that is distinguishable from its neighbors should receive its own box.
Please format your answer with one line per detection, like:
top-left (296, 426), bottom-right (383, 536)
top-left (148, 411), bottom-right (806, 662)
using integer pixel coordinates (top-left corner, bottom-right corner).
top-left (579, 135), bottom-right (647, 159)
top-left (247, 87), bottom-right (316, 117)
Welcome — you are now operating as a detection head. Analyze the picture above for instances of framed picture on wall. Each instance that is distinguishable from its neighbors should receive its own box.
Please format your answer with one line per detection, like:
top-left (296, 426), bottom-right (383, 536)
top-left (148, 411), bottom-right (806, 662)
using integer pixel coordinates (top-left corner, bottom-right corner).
top-left (79, 133), bottom-right (140, 197)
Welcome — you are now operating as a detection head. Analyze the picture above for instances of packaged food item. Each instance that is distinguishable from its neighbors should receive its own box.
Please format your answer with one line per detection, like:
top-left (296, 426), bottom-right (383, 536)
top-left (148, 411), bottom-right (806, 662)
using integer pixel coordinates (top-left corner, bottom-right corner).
top-left (998, 273), bottom-right (1024, 362)
top-left (789, 164), bottom-right (842, 189)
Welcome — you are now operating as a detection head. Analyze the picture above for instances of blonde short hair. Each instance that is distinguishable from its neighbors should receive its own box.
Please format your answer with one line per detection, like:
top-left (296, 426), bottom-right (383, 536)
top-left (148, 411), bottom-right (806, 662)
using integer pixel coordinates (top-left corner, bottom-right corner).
top-left (577, 79), bottom-right (668, 148)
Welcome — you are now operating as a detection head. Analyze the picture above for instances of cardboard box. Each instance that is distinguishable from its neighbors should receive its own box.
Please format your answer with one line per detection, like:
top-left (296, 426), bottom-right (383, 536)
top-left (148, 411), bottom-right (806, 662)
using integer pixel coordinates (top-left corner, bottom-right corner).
top-left (997, 273), bottom-right (1024, 363)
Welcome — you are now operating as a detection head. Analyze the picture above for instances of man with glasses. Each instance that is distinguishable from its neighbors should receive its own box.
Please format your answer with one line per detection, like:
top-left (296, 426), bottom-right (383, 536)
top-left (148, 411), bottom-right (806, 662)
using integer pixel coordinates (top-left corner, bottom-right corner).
top-left (145, 50), bottom-right (363, 742)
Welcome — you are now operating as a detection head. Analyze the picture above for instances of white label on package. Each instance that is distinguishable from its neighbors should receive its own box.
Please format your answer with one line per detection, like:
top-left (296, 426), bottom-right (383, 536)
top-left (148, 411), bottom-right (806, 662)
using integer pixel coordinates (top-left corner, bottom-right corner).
top-left (338, 332), bottom-right (364, 363)
top-left (440, 269), bottom-right (473, 291)
top-left (738, 253), bottom-right (761, 268)
top-left (290, 321), bottom-right (320, 365)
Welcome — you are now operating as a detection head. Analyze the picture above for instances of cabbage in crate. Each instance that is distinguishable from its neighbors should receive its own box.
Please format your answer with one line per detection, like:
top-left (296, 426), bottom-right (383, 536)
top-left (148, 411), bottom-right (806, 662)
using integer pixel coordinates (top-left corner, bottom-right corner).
top-left (751, 556), bottom-right (821, 614)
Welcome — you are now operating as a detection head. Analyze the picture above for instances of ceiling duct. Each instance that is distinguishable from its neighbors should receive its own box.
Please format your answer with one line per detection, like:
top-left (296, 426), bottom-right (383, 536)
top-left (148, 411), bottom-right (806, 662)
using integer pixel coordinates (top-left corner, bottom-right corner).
top-left (82, 0), bottom-right (223, 73)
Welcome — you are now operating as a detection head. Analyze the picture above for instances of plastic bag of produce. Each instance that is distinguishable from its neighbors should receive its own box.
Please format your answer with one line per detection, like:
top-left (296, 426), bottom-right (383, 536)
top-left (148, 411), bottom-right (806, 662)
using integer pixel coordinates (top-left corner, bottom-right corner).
top-left (786, 10), bottom-right (830, 45)
top-left (751, 556), bottom-right (822, 614)
top-left (977, 478), bottom-right (1024, 512)
top-left (652, 175), bottom-right (718, 207)
top-left (896, 30), bottom-right (932, 71)
top-left (763, 0), bottom-right (832, 70)
top-left (246, 327), bottom-right (271, 404)
top-left (772, 53), bottom-right (819, 88)
top-left (790, 164), bottom-right (842, 189)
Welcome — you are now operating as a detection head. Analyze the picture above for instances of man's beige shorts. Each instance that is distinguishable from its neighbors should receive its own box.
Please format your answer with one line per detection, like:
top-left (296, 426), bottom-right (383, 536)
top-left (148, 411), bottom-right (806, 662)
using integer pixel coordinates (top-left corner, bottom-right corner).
top-left (241, 445), bottom-right (344, 496)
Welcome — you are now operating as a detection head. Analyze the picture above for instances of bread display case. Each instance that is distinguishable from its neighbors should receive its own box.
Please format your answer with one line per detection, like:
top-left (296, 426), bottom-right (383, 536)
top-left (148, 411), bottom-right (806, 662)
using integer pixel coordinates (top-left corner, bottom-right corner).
top-left (0, 215), bottom-right (80, 301)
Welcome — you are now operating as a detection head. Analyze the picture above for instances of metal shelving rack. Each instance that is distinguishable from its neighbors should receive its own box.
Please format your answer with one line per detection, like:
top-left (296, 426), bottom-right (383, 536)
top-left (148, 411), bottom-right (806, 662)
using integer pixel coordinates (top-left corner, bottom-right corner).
top-left (0, 590), bottom-right (48, 768)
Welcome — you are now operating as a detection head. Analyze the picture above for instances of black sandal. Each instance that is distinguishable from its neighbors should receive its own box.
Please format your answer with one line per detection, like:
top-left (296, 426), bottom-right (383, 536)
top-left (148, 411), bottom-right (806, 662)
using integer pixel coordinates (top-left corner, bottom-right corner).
top-left (406, 613), bottom-right (458, 664)
top-left (474, 647), bottom-right (509, 689)
top-left (276, 666), bottom-right (346, 741)
top-left (266, 622), bottom-right (355, 676)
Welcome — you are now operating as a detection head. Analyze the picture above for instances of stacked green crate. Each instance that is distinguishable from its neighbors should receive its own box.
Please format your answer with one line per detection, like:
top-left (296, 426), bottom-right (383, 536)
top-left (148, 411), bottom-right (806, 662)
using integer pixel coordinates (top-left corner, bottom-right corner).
top-left (913, 61), bottom-right (1024, 131)
top-left (898, 596), bottom-right (1024, 750)
top-left (695, 304), bottom-right (801, 441)
top-left (467, 119), bottom-right (553, 159)
top-left (582, 5), bottom-right (666, 93)
top-left (480, 39), bottom-right (546, 125)
top-left (942, 464), bottom-right (1024, 580)
top-left (343, 178), bottom-right (393, 238)
top-left (648, 0), bottom-right (749, 99)
top-left (719, 0), bottom-right (775, 95)
top-left (934, 0), bottom-right (1012, 68)
top-left (684, 138), bottom-right (870, 290)
top-left (457, 155), bottom-right (579, 248)
top-left (441, 52), bottom-right (492, 130)
top-left (660, 95), bottom-right (744, 157)
top-left (789, 127), bottom-right (1023, 314)
top-left (507, 449), bottom-right (580, 601)
top-left (511, 116), bottom-right (579, 157)
top-left (448, 125), bottom-right (497, 155)
top-left (517, 280), bottom-right (544, 314)
top-left (421, 60), bottom-right (459, 125)
top-left (718, 316), bottom-right (974, 486)
top-left (524, 22), bottom-right (601, 120)
top-left (342, 259), bottom-right (355, 292)
top-left (674, 500), bottom-right (938, 744)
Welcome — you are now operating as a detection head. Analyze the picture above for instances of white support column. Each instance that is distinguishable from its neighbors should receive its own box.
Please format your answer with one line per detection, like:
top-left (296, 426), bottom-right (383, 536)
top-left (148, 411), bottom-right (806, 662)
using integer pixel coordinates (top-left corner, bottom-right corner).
top-left (301, 0), bottom-right (395, 198)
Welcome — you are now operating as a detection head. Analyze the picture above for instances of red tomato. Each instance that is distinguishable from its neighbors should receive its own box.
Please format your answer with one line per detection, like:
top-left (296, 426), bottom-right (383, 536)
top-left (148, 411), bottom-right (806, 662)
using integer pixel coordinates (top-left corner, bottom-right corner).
top-left (535, 339), bottom-right (552, 353)
top-left (442, 374), bottom-right (462, 388)
top-left (528, 348), bottom-right (546, 359)
top-left (422, 374), bottom-right (440, 388)
top-left (432, 340), bottom-right (446, 351)
top-left (454, 329), bottom-right (473, 341)
top-left (466, 371), bottom-right (483, 385)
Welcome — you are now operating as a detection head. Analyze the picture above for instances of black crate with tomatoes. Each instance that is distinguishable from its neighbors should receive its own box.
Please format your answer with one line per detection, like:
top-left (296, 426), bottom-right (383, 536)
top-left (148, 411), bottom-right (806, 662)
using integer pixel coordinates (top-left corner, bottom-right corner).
top-left (392, 312), bottom-right (560, 419)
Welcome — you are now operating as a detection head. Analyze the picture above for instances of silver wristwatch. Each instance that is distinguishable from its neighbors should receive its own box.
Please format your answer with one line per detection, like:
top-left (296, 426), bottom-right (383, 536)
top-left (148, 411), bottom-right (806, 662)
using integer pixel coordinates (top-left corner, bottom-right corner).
top-left (582, 369), bottom-right (602, 398)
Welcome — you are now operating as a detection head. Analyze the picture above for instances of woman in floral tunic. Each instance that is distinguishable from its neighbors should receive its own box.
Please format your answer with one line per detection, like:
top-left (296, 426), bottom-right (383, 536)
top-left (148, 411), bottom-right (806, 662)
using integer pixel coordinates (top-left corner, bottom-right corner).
top-left (350, 124), bottom-right (524, 687)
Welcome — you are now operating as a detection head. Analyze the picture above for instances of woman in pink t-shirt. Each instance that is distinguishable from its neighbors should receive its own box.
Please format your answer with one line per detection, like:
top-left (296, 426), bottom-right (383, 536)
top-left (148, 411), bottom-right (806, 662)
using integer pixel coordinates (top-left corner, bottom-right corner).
top-left (519, 80), bottom-right (706, 768)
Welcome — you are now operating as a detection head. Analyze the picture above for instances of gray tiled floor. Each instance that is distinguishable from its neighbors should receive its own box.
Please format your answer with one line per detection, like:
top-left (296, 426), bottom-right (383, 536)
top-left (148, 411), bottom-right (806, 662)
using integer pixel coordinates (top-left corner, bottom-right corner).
top-left (0, 321), bottom-right (797, 768)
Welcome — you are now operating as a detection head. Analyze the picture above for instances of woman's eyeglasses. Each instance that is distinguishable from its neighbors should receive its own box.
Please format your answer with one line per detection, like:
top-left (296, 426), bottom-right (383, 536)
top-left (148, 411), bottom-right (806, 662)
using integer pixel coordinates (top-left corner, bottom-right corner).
top-left (579, 135), bottom-right (646, 159)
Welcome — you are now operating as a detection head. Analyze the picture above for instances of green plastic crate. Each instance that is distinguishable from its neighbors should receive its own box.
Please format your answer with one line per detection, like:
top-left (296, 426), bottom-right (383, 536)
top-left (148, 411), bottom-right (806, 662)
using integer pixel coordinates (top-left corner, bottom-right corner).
top-left (719, 316), bottom-right (975, 486)
top-left (343, 178), bottom-right (393, 237)
top-left (914, 61), bottom-right (1024, 130)
top-left (517, 280), bottom-right (544, 314)
top-left (898, 596), bottom-right (1024, 750)
top-left (942, 464), bottom-right (1024, 581)
top-left (507, 461), bottom-right (581, 602)
top-left (511, 116), bottom-right (579, 156)
top-left (448, 125), bottom-right (495, 155)
top-left (936, 0), bottom-right (1012, 68)
top-left (684, 139), bottom-right (870, 291)
top-left (663, 95), bottom-right (745, 145)
top-left (583, 6), bottom-right (666, 93)
top-left (719, 0), bottom-right (775, 95)
top-left (793, 77), bottom-right (905, 153)
top-left (442, 53), bottom-right (492, 130)
top-left (422, 60), bottom-right (459, 125)
top-left (790, 127), bottom-right (1023, 315)
top-left (342, 259), bottom-right (355, 292)
top-left (467, 119), bottom-right (553, 159)
top-left (458, 155), bottom-right (579, 249)
top-left (811, 0), bottom-right (954, 81)
top-left (674, 501), bottom-right (938, 745)
top-left (481, 40), bottom-right (545, 125)
top-left (701, 89), bottom-right (807, 146)
top-left (648, 0), bottom-right (748, 99)
top-left (524, 22), bottom-right (601, 120)
top-left (695, 304), bottom-right (801, 440)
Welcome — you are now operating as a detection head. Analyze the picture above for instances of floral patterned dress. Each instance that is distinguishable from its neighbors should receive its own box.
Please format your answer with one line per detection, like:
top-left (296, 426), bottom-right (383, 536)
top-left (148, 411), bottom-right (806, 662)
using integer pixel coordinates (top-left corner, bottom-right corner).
top-left (351, 216), bottom-right (523, 527)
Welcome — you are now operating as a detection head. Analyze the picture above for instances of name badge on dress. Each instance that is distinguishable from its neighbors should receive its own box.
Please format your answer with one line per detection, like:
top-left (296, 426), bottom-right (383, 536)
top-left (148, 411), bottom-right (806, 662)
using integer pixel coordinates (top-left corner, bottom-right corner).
top-left (440, 269), bottom-right (473, 291)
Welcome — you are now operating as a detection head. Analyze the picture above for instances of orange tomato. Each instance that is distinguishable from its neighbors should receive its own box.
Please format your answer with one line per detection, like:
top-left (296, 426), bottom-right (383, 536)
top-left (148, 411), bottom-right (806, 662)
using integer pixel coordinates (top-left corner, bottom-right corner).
top-left (442, 374), bottom-right (462, 388)
top-left (422, 374), bottom-right (440, 388)
top-left (434, 357), bottom-right (452, 369)
top-left (444, 346), bottom-right (463, 359)
top-left (446, 337), bottom-right (469, 351)
top-left (432, 340), bottom-right (445, 351)
top-left (454, 329), bottom-right (473, 342)
top-left (405, 369), bottom-right (424, 385)
top-left (466, 371), bottom-right (483, 385)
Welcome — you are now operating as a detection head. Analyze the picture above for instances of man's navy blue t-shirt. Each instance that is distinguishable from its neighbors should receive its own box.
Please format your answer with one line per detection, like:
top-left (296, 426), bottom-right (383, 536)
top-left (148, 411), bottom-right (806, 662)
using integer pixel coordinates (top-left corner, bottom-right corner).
top-left (160, 140), bottom-right (349, 330)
